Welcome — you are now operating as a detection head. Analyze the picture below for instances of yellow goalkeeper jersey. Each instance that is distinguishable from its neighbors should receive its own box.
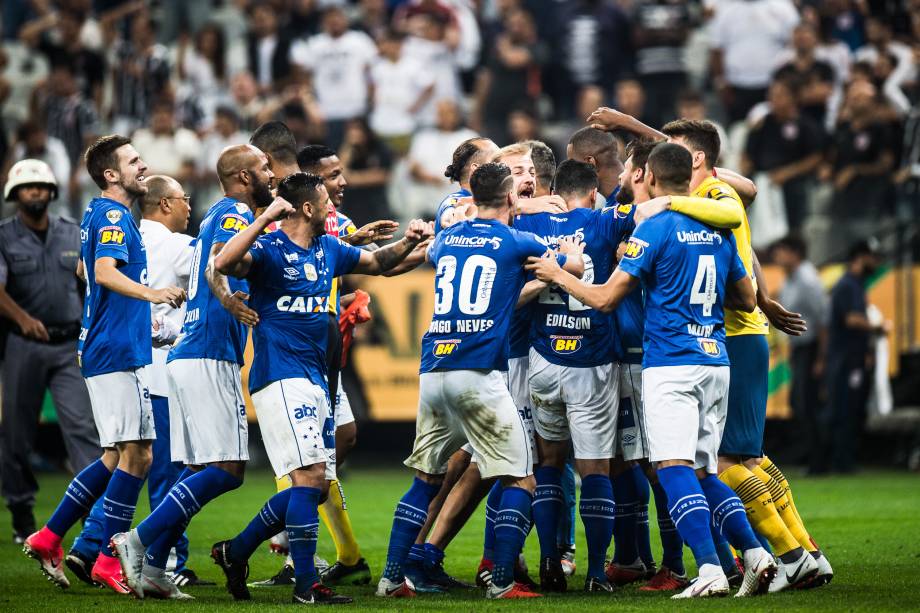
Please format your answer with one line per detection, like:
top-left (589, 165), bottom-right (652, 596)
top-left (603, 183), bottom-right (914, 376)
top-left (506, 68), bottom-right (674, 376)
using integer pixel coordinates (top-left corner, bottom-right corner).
top-left (692, 176), bottom-right (769, 336)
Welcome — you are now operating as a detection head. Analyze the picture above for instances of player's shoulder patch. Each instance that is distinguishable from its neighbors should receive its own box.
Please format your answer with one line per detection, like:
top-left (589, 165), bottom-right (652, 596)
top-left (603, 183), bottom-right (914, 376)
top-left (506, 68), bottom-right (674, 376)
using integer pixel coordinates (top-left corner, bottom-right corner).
top-left (105, 209), bottom-right (123, 224)
top-left (218, 212), bottom-right (250, 233)
top-left (98, 225), bottom-right (126, 244)
top-left (622, 236), bottom-right (648, 260)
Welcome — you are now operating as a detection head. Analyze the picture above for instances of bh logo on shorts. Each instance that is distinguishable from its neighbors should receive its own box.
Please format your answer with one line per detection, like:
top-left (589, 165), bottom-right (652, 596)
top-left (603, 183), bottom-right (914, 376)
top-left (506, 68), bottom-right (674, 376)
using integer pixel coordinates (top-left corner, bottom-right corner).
top-left (551, 336), bottom-right (582, 354)
top-left (433, 339), bottom-right (461, 357)
top-left (697, 337), bottom-right (721, 357)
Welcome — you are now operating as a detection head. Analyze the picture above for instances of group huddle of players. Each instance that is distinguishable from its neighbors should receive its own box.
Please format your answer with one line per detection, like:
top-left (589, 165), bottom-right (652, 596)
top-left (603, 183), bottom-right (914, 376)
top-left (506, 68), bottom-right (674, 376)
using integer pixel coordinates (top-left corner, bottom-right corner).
top-left (20, 106), bottom-right (834, 604)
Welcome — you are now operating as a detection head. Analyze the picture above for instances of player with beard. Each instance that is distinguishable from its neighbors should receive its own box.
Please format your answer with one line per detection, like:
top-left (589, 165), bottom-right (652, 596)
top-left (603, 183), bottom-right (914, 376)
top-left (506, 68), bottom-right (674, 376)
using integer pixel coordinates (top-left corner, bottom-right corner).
top-left (24, 136), bottom-right (185, 594)
top-left (110, 145), bottom-right (275, 598)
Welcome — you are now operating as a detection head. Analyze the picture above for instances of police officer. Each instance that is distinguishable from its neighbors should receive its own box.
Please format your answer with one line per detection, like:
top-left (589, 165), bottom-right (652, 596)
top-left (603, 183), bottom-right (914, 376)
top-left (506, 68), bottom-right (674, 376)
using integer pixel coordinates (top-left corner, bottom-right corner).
top-left (0, 159), bottom-right (100, 542)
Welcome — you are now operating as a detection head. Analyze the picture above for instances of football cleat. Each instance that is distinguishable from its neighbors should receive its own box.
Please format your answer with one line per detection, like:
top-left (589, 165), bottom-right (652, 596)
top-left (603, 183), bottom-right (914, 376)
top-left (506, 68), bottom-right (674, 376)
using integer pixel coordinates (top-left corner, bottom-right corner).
top-left (514, 554), bottom-right (539, 590)
top-left (605, 558), bottom-right (647, 586)
top-left (584, 576), bottom-right (617, 593)
top-left (110, 531), bottom-right (145, 597)
top-left (65, 548), bottom-right (98, 586)
top-left (172, 568), bottom-right (215, 587)
top-left (211, 540), bottom-right (251, 600)
top-left (640, 566), bottom-right (690, 591)
top-left (140, 571), bottom-right (194, 600)
top-left (321, 558), bottom-right (371, 586)
top-left (769, 549), bottom-right (819, 593)
top-left (91, 553), bottom-right (132, 594)
top-left (424, 560), bottom-right (475, 590)
top-left (375, 576), bottom-right (416, 597)
top-left (23, 530), bottom-right (69, 589)
top-left (476, 558), bottom-right (494, 588)
top-left (736, 547), bottom-right (777, 597)
top-left (811, 552), bottom-right (834, 587)
top-left (486, 582), bottom-right (542, 599)
top-left (293, 582), bottom-right (353, 604)
top-left (539, 557), bottom-right (567, 592)
top-left (672, 565), bottom-right (730, 599)
top-left (560, 547), bottom-right (577, 577)
top-left (403, 558), bottom-right (446, 593)
top-left (249, 562), bottom-right (295, 587)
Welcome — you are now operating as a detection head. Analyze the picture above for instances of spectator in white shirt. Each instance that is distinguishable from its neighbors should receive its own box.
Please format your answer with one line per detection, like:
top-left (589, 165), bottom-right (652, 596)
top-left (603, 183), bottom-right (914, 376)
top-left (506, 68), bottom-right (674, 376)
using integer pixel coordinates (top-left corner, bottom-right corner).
top-left (132, 100), bottom-right (202, 187)
top-left (855, 16), bottom-right (916, 116)
top-left (290, 7), bottom-right (378, 148)
top-left (369, 29), bottom-right (435, 155)
top-left (401, 99), bottom-right (477, 221)
top-left (401, 12), bottom-right (463, 128)
top-left (709, 0), bottom-right (800, 123)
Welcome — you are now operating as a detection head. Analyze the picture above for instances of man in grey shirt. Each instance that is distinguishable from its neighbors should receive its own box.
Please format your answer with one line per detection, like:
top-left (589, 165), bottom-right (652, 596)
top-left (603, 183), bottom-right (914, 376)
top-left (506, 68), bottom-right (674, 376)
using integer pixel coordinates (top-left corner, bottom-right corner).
top-left (0, 160), bottom-right (100, 543)
top-left (770, 236), bottom-right (827, 465)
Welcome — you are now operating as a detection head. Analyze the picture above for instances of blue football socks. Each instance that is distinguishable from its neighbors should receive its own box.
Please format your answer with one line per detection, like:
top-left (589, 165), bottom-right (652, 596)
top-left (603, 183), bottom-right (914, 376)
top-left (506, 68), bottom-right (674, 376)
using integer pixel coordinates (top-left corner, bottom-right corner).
top-left (492, 486), bottom-right (533, 588)
top-left (47, 459), bottom-right (111, 538)
top-left (579, 474), bottom-right (615, 581)
top-left (287, 486), bottom-right (321, 593)
top-left (533, 466), bottom-right (563, 561)
top-left (382, 477), bottom-right (440, 582)
top-left (657, 465), bottom-right (719, 569)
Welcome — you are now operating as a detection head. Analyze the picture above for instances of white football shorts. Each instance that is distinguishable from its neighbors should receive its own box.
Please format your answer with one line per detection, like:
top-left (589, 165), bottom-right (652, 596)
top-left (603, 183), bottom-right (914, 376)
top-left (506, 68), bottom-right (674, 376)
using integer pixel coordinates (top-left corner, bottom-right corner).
top-left (252, 377), bottom-right (335, 480)
top-left (528, 349), bottom-right (619, 460)
top-left (85, 366), bottom-right (155, 447)
top-left (405, 369), bottom-right (532, 479)
top-left (167, 358), bottom-right (249, 465)
top-left (643, 365), bottom-right (730, 473)
top-left (616, 362), bottom-right (649, 461)
top-left (332, 372), bottom-right (355, 427)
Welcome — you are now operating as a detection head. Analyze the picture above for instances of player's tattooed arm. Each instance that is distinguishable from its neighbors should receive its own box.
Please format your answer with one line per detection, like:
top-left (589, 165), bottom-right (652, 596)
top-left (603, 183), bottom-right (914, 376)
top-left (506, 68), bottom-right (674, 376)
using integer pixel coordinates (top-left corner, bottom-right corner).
top-left (341, 219), bottom-right (400, 246)
top-left (352, 220), bottom-right (432, 275)
top-left (725, 275), bottom-right (757, 313)
top-left (714, 167), bottom-right (757, 208)
top-left (751, 251), bottom-right (806, 335)
top-left (207, 242), bottom-right (259, 327)
top-left (527, 255), bottom-right (638, 313)
top-left (381, 237), bottom-right (432, 277)
top-left (95, 256), bottom-right (186, 307)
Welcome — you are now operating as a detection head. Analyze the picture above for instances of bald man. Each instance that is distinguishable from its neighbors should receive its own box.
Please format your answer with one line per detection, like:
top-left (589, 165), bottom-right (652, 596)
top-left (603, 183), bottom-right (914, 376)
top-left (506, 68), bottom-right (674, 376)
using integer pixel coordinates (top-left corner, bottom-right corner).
top-left (111, 146), bottom-right (278, 599)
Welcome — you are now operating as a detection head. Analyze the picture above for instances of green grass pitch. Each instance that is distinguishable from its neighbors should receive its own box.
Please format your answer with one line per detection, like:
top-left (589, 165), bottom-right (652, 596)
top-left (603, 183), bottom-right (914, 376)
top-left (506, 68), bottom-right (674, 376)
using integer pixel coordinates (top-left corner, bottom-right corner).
top-left (2, 467), bottom-right (919, 611)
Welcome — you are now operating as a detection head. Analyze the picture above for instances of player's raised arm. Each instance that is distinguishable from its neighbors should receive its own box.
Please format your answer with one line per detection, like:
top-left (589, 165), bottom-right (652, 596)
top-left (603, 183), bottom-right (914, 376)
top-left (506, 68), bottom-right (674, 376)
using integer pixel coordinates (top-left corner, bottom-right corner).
top-left (341, 219), bottom-right (400, 246)
top-left (351, 219), bottom-right (432, 275)
top-left (215, 196), bottom-right (295, 278)
top-left (588, 106), bottom-right (666, 142)
top-left (713, 167), bottom-right (758, 208)
top-left (526, 255), bottom-right (638, 313)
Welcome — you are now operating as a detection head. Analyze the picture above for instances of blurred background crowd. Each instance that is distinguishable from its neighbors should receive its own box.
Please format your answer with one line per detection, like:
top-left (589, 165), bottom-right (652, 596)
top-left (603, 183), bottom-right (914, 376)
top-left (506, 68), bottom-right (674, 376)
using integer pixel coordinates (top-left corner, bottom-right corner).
top-left (0, 0), bottom-right (916, 262)
top-left (0, 0), bottom-right (918, 473)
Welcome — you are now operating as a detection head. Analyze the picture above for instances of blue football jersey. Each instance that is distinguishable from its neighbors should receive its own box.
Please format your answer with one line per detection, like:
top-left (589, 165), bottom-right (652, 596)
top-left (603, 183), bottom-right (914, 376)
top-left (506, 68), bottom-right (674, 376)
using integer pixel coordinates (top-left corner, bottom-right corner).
top-left (609, 203), bottom-right (645, 365)
top-left (617, 211), bottom-right (747, 368)
top-left (246, 232), bottom-right (362, 394)
top-left (434, 188), bottom-right (471, 236)
top-left (78, 198), bottom-right (152, 377)
top-left (515, 206), bottom-right (633, 368)
top-left (169, 198), bottom-right (254, 365)
top-left (420, 219), bottom-right (563, 373)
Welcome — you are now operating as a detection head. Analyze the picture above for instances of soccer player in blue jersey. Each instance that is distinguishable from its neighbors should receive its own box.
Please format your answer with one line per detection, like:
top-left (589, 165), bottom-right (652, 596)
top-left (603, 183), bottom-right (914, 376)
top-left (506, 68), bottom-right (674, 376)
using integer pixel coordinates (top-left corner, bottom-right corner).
top-left (109, 144), bottom-right (274, 598)
top-left (23, 135), bottom-right (185, 593)
top-left (376, 162), bottom-right (583, 600)
top-left (515, 159), bottom-right (634, 594)
top-left (528, 143), bottom-right (776, 599)
top-left (207, 172), bottom-right (429, 604)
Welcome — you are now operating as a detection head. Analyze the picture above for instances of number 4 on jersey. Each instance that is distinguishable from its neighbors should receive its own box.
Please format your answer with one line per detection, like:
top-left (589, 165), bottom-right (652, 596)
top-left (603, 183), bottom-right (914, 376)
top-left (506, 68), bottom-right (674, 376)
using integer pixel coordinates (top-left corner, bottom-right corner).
top-left (690, 254), bottom-right (717, 317)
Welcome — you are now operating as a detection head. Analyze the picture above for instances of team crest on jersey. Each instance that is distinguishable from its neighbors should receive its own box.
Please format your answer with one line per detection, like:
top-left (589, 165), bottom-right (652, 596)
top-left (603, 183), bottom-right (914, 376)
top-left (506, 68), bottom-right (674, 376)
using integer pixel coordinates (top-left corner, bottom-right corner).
top-left (220, 213), bottom-right (249, 233)
top-left (697, 337), bottom-right (721, 356)
top-left (304, 263), bottom-right (318, 281)
top-left (614, 203), bottom-right (633, 219)
top-left (551, 335), bottom-right (582, 354)
top-left (105, 210), bottom-right (123, 223)
top-left (433, 339), bottom-right (461, 357)
top-left (98, 225), bottom-right (125, 244)
top-left (623, 237), bottom-right (646, 260)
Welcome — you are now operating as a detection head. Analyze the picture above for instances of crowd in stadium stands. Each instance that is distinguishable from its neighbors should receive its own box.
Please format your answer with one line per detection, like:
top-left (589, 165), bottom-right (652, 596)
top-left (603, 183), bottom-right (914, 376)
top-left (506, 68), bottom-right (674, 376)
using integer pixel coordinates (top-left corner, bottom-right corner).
top-left (0, 0), bottom-right (916, 263)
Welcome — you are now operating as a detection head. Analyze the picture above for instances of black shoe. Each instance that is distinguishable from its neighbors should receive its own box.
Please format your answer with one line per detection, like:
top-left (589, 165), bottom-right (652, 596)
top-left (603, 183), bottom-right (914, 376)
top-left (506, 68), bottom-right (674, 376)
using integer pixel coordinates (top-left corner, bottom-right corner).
top-left (642, 562), bottom-right (658, 580)
top-left (514, 555), bottom-right (538, 590)
top-left (210, 540), bottom-right (251, 600)
top-left (10, 503), bottom-right (35, 544)
top-left (584, 576), bottom-right (617, 593)
top-left (65, 549), bottom-right (98, 586)
top-left (424, 560), bottom-right (475, 590)
top-left (727, 569), bottom-right (743, 588)
top-left (293, 582), bottom-right (354, 604)
top-left (172, 568), bottom-right (216, 587)
top-left (539, 557), bottom-right (567, 592)
top-left (320, 558), bottom-right (371, 586)
top-left (249, 563), bottom-right (295, 587)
